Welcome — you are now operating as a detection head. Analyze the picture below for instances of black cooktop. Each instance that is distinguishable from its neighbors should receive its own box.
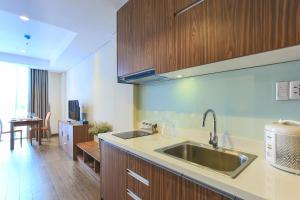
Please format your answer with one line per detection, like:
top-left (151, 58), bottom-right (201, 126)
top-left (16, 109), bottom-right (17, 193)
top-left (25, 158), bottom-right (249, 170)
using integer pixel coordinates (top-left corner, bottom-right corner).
top-left (113, 131), bottom-right (152, 139)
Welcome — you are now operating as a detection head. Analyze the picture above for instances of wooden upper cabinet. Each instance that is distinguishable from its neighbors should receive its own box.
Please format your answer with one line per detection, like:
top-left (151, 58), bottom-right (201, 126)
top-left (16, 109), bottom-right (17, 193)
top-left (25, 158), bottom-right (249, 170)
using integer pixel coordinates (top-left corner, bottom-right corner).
top-left (117, 0), bottom-right (300, 77)
top-left (117, 0), bottom-right (177, 76)
top-left (117, 0), bottom-right (156, 77)
top-left (117, 2), bottom-right (133, 77)
top-left (154, 0), bottom-right (176, 74)
top-left (173, 0), bottom-right (300, 72)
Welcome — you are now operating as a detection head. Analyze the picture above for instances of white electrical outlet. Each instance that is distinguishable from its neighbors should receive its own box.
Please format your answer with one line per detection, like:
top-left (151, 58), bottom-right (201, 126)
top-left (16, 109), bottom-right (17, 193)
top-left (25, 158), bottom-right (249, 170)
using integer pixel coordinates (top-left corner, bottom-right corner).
top-left (289, 80), bottom-right (300, 100)
top-left (276, 82), bottom-right (289, 101)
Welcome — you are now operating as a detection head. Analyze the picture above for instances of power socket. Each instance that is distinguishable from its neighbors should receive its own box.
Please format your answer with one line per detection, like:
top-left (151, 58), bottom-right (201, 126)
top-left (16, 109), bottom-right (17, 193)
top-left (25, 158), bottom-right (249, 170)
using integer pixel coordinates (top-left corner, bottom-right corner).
top-left (276, 82), bottom-right (289, 101)
top-left (289, 80), bottom-right (300, 100)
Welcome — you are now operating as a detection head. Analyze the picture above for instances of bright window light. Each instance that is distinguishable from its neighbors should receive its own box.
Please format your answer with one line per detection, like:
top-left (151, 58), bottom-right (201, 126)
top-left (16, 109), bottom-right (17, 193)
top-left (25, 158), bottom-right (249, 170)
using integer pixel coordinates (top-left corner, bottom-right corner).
top-left (0, 62), bottom-right (29, 130)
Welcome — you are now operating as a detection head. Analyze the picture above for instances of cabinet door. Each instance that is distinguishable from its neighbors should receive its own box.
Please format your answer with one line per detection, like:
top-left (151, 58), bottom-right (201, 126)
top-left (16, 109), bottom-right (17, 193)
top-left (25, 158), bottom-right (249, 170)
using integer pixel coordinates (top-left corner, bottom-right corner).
top-left (101, 141), bottom-right (127, 200)
top-left (181, 178), bottom-right (231, 200)
top-left (117, 0), bottom-right (156, 77)
top-left (117, 2), bottom-right (133, 77)
top-left (174, 0), bottom-right (300, 71)
top-left (160, 169), bottom-right (181, 200)
top-left (131, 0), bottom-right (156, 74)
top-left (154, 0), bottom-right (177, 74)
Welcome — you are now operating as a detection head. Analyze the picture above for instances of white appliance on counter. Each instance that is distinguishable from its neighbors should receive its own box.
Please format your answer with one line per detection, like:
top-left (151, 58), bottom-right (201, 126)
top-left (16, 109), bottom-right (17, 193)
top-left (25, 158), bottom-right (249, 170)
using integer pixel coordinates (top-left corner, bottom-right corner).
top-left (265, 120), bottom-right (300, 174)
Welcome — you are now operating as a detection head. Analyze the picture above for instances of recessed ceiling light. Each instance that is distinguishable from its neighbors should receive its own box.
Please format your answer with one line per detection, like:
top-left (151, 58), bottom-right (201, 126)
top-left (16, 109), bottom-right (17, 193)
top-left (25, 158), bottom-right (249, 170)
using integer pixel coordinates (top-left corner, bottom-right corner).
top-left (176, 75), bottom-right (183, 78)
top-left (21, 49), bottom-right (26, 53)
top-left (19, 15), bottom-right (30, 21)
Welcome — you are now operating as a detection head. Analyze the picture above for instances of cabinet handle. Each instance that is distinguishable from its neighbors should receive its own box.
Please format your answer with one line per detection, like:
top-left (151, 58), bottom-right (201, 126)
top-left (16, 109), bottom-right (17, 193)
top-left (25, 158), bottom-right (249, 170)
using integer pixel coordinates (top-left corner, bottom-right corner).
top-left (127, 169), bottom-right (149, 186)
top-left (67, 134), bottom-right (69, 141)
top-left (62, 131), bottom-right (63, 136)
top-left (127, 189), bottom-right (141, 200)
top-left (175, 0), bottom-right (205, 16)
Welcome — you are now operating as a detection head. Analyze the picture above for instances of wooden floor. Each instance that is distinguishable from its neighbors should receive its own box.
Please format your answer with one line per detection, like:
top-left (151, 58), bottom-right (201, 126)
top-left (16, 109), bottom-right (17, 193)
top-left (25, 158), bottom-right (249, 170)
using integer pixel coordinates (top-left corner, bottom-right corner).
top-left (0, 137), bottom-right (100, 200)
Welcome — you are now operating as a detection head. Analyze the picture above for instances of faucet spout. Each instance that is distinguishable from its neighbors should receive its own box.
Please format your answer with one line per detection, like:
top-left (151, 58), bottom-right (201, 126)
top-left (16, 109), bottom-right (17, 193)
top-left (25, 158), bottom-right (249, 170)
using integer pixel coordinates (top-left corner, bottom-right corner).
top-left (202, 109), bottom-right (218, 148)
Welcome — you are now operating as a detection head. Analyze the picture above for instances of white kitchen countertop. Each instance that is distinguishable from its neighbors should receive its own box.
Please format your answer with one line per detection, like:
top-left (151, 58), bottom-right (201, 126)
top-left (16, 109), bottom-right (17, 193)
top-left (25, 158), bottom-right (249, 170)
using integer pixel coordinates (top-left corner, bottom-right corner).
top-left (98, 130), bottom-right (300, 200)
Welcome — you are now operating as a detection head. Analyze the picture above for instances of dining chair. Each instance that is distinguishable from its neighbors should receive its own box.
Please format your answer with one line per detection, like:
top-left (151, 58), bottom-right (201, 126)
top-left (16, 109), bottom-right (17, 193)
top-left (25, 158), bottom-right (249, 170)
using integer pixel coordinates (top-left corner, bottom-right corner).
top-left (41, 112), bottom-right (52, 140)
top-left (0, 119), bottom-right (23, 147)
top-left (29, 112), bottom-right (52, 145)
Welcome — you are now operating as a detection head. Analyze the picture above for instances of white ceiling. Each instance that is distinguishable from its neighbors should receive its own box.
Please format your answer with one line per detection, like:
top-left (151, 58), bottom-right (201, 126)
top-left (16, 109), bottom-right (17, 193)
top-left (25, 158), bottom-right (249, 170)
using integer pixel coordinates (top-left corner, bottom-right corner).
top-left (0, 0), bottom-right (127, 71)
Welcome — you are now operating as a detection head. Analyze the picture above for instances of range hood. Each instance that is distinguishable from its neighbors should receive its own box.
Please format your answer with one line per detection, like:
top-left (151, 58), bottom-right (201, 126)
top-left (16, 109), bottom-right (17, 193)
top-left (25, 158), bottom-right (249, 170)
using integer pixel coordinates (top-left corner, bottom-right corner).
top-left (118, 68), bottom-right (168, 84)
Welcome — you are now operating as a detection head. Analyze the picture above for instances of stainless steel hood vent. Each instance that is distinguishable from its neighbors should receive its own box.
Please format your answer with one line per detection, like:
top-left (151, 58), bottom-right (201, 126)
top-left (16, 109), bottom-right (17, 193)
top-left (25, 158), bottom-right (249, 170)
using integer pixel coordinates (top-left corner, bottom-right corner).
top-left (118, 68), bottom-right (169, 84)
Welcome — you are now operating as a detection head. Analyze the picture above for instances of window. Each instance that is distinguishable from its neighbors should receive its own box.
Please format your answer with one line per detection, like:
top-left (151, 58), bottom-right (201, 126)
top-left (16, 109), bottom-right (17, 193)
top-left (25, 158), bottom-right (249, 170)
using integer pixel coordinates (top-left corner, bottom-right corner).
top-left (0, 62), bottom-right (29, 131)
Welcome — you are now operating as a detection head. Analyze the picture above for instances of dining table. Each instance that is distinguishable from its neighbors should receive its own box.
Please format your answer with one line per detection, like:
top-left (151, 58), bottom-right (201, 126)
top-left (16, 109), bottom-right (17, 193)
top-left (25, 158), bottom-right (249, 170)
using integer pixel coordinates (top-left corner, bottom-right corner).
top-left (9, 118), bottom-right (43, 150)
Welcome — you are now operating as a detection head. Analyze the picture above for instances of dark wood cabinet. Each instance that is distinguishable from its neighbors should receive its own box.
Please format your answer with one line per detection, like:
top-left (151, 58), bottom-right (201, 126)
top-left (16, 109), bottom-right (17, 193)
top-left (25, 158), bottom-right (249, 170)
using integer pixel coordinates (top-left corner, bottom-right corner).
top-left (117, 0), bottom-right (300, 76)
top-left (173, 0), bottom-right (300, 72)
top-left (117, 0), bottom-right (156, 77)
top-left (100, 141), bottom-right (127, 200)
top-left (182, 178), bottom-right (230, 200)
top-left (100, 141), bottom-right (232, 200)
top-left (117, 2), bottom-right (133, 77)
top-left (117, 0), bottom-right (176, 76)
top-left (126, 154), bottom-right (152, 200)
top-left (58, 121), bottom-right (92, 160)
top-left (154, 168), bottom-right (182, 200)
top-left (154, 0), bottom-right (176, 74)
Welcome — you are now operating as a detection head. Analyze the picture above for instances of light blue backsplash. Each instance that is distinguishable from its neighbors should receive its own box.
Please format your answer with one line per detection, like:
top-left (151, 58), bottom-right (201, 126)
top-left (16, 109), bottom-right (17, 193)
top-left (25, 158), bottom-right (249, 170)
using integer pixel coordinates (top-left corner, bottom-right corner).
top-left (134, 61), bottom-right (300, 140)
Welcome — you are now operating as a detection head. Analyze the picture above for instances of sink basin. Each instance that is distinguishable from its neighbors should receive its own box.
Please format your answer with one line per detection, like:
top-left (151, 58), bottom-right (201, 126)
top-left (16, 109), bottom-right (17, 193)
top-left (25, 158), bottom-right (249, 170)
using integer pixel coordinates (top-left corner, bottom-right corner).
top-left (155, 141), bottom-right (257, 178)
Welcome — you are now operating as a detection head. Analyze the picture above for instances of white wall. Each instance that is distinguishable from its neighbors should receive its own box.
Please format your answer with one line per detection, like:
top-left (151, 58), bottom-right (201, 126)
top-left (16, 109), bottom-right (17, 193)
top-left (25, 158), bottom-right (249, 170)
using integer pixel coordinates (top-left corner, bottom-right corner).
top-left (48, 72), bottom-right (62, 134)
top-left (63, 39), bottom-right (134, 132)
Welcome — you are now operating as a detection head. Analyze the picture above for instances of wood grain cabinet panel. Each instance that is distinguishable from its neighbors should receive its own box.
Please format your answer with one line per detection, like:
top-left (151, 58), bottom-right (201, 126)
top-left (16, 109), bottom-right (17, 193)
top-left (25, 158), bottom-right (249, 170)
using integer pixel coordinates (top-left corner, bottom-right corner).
top-left (154, 0), bottom-right (176, 74)
top-left (117, 2), bottom-right (133, 77)
top-left (126, 154), bottom-right (182, 200)
top-left (118, 0), bottom-right (177, 76)
top-left (173, 0), bottom-right (300, 72)
top-left (156, 168), bottom-right (182, 200)
top-left (182, 178), bottom-right (231, 200)
top-left (117, 0), bottom-right (300, 76)
top-left (117, 0), bottom-right (156, 77)
top-left (131, 0), bottom-right (156, 74)
top-left (127, 154), bottom-right (151, 200)
top-left (101, 141), bottom-right (127, 200)
top-left (100, 142), bottom-right (234, 200)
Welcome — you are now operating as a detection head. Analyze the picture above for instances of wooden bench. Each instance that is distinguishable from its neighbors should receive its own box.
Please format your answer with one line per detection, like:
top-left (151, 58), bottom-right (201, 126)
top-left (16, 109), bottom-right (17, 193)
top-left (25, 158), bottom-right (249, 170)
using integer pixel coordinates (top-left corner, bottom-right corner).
top-left (76, 141), bottom-right (100, 181)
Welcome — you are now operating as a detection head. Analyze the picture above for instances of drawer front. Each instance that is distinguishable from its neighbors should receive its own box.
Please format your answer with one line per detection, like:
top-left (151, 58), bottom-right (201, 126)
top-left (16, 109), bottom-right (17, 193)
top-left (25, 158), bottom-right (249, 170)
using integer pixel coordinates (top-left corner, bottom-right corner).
top-left (127, 154), bottom-right (151, 181)
top-left (127, 154), bottom-right (151, 200)
top-left (127, 169), bottom-right (150, 200)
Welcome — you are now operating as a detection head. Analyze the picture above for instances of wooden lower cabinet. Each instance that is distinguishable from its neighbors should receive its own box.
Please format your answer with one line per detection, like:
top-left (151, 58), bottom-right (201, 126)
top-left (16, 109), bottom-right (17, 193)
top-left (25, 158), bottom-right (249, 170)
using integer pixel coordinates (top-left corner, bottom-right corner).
top-left (100, 141), bottom-right (232, 200)
top-left (101, 141), bottom-right (127, 200)
top-left (182, 179), bottom-right (230, 200)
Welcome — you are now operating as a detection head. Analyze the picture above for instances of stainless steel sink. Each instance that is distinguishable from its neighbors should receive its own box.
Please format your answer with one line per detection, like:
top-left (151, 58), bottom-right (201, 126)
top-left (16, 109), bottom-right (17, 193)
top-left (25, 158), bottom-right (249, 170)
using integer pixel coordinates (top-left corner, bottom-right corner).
top-left (156, 141), bottom-right (257, 178)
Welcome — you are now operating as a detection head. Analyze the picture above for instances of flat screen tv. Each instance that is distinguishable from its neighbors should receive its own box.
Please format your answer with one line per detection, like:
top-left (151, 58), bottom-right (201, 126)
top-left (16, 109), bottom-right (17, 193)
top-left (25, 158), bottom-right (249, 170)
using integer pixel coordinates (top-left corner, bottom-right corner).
top-left (68, 100), bottom-right (80, 121)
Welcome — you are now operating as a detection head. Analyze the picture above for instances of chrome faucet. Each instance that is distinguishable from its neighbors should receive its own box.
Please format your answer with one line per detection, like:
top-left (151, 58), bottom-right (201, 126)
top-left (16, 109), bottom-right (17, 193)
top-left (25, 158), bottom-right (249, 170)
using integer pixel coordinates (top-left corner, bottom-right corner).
top-left (202, 109), bottom-right (218, 148)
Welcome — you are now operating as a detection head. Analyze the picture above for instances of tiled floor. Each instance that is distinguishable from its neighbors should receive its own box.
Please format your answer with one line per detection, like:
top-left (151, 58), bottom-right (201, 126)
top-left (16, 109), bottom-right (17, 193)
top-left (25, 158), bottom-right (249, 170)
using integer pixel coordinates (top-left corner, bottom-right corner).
top-left (0, 137), bottom-right (100, 200)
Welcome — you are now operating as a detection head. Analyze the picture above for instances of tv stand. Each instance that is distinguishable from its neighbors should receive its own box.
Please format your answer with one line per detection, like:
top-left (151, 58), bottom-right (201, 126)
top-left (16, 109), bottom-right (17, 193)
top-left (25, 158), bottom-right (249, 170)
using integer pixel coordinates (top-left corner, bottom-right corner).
top-left (58, 121), bottom-right (93, 160)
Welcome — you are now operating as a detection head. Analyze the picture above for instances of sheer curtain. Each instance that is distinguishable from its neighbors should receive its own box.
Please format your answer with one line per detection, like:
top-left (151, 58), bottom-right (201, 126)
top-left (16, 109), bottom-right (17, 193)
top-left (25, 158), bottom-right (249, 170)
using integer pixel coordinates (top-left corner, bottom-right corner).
top-left (0, 62), bottom-right (29, 131)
